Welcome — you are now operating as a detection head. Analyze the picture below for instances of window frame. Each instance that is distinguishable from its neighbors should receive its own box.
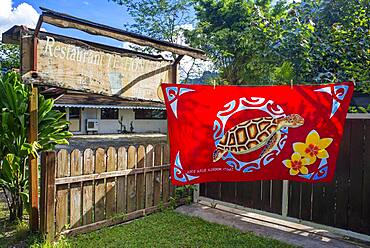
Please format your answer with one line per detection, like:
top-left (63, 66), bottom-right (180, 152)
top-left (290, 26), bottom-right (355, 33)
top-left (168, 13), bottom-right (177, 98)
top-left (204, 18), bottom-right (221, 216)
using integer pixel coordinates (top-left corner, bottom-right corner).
top-left (134, 109), bottom-right (167, 120)
top-left (101, 108), bottom-right (119, 120)
top-left (69, 107), bottom-right (80, 119)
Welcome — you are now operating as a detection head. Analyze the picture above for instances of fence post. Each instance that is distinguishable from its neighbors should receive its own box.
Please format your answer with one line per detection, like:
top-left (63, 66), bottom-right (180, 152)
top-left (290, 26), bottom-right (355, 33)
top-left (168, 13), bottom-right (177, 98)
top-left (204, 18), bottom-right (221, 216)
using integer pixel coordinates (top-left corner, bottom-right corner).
top-left (281, 180), bottom-right (289, 217)
top-left (193, 184), bottom-right (200, 203)
top-left (40, 152), bottom-right (56, 240)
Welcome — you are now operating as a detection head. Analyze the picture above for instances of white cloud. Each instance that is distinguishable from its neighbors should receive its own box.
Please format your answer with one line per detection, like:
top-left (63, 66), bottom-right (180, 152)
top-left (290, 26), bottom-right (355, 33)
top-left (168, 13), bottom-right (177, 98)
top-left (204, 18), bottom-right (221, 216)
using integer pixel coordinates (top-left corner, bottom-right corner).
top-left (0, 0), bottom-right (40, 40)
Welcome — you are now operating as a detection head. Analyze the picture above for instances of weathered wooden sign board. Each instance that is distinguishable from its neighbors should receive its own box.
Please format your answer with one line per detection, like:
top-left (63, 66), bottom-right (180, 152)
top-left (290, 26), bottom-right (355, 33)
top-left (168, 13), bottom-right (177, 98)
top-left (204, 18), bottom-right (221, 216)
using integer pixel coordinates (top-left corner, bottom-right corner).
top-left (22, 35), bottom-right (174, 101)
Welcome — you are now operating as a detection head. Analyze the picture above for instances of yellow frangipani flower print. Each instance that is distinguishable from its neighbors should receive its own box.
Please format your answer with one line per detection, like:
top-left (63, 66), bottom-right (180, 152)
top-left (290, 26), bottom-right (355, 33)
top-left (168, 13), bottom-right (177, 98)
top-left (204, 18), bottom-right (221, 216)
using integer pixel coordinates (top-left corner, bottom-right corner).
top-left (293, 130), bottom-right (333, 165)
top-left (283, 152), bottom-right (310, 176)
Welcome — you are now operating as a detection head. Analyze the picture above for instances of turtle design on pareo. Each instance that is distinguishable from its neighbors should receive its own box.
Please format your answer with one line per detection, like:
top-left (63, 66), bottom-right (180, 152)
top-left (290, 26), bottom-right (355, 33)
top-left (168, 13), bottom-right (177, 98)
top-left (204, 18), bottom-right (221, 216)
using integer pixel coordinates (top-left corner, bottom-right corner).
top-left (213, 114), bottom-right (304, 162)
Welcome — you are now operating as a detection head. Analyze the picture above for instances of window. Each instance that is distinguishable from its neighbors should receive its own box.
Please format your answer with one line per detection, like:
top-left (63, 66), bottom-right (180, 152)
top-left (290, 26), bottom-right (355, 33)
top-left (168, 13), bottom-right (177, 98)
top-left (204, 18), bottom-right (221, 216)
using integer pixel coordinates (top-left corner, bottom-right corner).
top-left (69, 108), bottom-right (80, 119)
top-left (68, 108), bottom-right (81, 132)
top-left (101, 108), bottom-right (118, 119)
top-left (134, 109), bottom-right (167, 119)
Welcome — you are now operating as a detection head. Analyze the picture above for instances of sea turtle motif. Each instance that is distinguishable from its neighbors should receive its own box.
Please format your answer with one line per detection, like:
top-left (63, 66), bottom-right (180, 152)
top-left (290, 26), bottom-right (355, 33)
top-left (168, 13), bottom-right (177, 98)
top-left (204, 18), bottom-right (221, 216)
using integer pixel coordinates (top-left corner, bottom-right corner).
top-left (213, 114), bottom-right (304, 162)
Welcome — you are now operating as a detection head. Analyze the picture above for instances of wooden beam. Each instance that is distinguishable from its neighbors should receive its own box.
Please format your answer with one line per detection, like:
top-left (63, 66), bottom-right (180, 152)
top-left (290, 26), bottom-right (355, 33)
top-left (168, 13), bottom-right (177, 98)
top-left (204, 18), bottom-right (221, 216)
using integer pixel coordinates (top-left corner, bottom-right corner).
top-left (54, 165), bottom-right (170, 185)
top-left (2, 25), bottom-right (173, 62)
top-left (40, 8), bottom-right (207, 60)
top-left (29, 85), bottom-right (39, 231)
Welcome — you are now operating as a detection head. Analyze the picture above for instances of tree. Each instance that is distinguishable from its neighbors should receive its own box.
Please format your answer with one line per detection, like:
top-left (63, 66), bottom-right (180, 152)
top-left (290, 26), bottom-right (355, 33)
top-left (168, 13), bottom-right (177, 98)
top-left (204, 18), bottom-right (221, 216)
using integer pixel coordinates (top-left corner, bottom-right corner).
top-left (0, 72), bottom-right (72, 221)
top-left (110, 0), bottom-right (210, 82)
top-left (0, 43), bottom-right (20, 71)
top-left (111, 0), bottom-right (193, 50)
top-left (275, 0), bottom-right (370, 84)
top-left (187, 0), bottom-right (290, 85)
top-left (188, 0), bottom-right (369, 87)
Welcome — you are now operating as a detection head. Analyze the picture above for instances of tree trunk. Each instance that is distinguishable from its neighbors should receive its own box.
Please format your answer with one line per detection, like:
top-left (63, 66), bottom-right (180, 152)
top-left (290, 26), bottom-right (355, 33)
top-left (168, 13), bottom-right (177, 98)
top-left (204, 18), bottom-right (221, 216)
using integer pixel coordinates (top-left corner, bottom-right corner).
top-left (8, 193), bottom-right (23, 222)
top-left (9, 195), bottom-right (17, 222)
top-left (16, 197), bottom-right (23, 220)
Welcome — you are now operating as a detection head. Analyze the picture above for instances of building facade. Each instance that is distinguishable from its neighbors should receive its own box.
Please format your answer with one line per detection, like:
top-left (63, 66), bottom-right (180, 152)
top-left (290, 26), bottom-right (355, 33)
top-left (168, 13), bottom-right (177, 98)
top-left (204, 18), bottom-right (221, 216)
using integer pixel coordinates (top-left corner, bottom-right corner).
top-left (53, 92), bottom-right (167, 135)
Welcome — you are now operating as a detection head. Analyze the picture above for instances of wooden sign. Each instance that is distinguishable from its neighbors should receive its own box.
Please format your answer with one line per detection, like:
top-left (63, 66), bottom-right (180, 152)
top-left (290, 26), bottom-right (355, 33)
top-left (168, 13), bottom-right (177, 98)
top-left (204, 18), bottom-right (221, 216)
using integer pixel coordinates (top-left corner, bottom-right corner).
top-left (22, 35), bottom-right (174, 101)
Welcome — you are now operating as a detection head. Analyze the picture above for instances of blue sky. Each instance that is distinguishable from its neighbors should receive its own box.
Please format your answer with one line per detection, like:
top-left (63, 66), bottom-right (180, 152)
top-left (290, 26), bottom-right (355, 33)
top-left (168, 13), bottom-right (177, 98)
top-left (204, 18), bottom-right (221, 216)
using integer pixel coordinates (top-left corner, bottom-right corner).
top-left (4, 0), bottom-right (285, 47)
top-left (12, 0), bottom-right (134, 47)
top-left (0, 0), bottom-right (214, 78)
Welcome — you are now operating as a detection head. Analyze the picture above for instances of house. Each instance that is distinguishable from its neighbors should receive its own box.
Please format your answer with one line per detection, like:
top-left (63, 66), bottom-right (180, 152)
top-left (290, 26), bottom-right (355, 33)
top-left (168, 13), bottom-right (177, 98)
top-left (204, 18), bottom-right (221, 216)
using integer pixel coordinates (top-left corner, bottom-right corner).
top-left (44, 89), bottom-right (167, 134)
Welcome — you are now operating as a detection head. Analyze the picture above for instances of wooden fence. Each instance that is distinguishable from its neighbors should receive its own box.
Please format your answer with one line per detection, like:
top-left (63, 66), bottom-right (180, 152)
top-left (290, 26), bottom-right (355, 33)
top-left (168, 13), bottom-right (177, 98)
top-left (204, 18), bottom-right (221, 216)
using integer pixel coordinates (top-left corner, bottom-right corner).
top-left (40, 143), bottom-right (176, 239)
top-left (200, 117), bottom-right (370, 236)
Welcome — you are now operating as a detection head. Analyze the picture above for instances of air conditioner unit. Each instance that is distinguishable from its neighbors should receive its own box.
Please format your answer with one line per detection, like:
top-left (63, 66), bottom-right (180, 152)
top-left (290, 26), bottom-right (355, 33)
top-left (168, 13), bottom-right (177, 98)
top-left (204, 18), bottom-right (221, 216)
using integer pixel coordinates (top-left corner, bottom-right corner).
top-left (86, 119), bottom-right (99, 132)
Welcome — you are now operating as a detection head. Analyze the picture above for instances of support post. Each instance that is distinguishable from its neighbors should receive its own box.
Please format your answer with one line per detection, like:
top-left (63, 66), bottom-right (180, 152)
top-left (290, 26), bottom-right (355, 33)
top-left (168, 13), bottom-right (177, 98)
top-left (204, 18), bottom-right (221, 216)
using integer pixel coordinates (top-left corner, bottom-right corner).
top-left (193, 184), bottom-right (200, 203)
top-left (281, 180), bottom-right (289, 217)
top-left (29, 85), bottom-right (39, 231)
top-left (28, 15), bottom-right (43, 232)
top-left (172, 55), bottom-right (184, 84)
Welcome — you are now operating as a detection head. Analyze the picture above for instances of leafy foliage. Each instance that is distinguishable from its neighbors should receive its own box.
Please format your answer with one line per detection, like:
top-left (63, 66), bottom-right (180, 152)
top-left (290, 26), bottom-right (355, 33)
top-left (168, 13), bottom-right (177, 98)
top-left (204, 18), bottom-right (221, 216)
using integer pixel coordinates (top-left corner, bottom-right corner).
top-left (0, 43), bottom-right (20, 71)
top-left (348, 104), bottom-right (370, 113)
top-left (0, 72), bottom-right (72, 221)
top-left (276, 0), bottom-right (370, 85)
top-left (110, 0), bottom-right (193, 53)
top-left (187, 0), bottom-right (370, 88)
top-left (186, 0), bottom-right (289, 85)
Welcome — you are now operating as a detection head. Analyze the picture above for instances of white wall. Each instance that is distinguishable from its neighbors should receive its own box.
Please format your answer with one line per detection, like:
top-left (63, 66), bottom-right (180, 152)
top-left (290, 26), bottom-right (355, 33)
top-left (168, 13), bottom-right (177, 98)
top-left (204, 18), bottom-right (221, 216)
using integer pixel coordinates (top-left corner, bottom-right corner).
top-left (134, 120), bottom-right (167, 133)
top-left (98, 120), bottom-right (121, 134)
top-left (84, 108), bottom-right (98, 119)
top-left (66, 107), bottom-right (167, 134)
top-left (82, 108), bottom-right (98, 133)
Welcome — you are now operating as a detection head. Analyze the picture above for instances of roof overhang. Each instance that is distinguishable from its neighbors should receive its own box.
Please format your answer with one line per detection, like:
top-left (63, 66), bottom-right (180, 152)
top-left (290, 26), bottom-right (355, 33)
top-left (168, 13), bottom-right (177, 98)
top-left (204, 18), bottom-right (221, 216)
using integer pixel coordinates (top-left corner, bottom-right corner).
top-left (53, 92), bottom-right (166, 110)
top-left (54, 104), bottom-right (165, 110)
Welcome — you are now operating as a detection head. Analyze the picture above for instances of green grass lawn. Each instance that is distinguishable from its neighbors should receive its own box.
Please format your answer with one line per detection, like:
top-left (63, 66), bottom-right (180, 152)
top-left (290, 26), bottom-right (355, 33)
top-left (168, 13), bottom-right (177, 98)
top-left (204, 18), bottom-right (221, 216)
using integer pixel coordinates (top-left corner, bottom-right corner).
top-left (0, 198), bottom-right (295, 248)
top-left (66, 210), bottom-right (294, 248)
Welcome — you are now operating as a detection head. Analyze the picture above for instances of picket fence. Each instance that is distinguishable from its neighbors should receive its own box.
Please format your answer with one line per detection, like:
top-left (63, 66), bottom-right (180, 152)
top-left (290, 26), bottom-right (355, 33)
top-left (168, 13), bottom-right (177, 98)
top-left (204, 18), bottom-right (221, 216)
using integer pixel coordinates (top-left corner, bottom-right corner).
top-left (40, 143), bottom-right (177, 239)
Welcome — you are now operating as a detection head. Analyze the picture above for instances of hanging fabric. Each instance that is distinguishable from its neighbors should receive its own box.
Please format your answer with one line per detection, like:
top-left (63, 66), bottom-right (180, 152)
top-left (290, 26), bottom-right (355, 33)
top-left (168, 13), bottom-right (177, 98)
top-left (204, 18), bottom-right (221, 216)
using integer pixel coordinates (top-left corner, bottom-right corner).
top-left (162, 83), bottom-right (354, 186)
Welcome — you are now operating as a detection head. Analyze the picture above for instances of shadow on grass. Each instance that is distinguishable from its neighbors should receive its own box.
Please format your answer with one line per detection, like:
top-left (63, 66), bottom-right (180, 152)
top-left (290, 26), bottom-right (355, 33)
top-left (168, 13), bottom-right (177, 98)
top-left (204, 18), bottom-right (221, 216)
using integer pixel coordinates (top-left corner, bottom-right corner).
top-left (0, 200), bottom-right (30, 248)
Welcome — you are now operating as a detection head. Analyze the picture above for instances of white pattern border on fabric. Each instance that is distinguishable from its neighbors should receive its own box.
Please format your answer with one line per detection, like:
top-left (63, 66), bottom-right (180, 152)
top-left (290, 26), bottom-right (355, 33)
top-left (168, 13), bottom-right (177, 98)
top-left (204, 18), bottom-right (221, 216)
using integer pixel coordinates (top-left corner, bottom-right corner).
top-left (314, 85), bottom-right (349, 118)
top-left (173, 152), bottom-right (199, 183)
top-left (165, 86), bottom-right (194, 119)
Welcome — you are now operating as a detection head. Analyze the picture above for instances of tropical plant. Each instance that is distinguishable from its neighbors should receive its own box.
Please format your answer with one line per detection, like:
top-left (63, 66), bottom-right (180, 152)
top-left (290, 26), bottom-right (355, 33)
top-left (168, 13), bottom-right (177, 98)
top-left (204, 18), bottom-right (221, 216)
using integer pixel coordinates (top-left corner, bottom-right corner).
top-left (0, 72), bottom-right (72, 221)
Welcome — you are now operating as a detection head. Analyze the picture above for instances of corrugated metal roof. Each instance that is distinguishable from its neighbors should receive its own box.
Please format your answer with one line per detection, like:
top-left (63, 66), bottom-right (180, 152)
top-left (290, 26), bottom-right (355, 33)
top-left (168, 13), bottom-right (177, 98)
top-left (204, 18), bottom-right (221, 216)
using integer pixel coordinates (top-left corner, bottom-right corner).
top-left (54, 92), bottom-right (165, 110)
top-left (54, 103), bottom-right (165, 110)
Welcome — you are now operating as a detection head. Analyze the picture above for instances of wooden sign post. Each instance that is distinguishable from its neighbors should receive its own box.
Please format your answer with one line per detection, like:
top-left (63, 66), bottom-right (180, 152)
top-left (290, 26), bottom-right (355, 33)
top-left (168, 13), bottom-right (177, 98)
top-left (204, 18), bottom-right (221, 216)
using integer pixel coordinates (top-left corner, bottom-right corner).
top-left (29, 85), bottom-right (39, 231)
top-left (28, 29), bottom-right (40, 231)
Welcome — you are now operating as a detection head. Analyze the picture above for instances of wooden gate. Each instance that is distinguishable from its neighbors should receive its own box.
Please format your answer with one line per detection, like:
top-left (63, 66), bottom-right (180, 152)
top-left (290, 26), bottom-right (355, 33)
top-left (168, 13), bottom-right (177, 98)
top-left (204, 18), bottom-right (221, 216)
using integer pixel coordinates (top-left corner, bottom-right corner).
top-left (40, 143), bottom-right (176, 239)
top-left (200, 116), bottom-right (370, 236)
